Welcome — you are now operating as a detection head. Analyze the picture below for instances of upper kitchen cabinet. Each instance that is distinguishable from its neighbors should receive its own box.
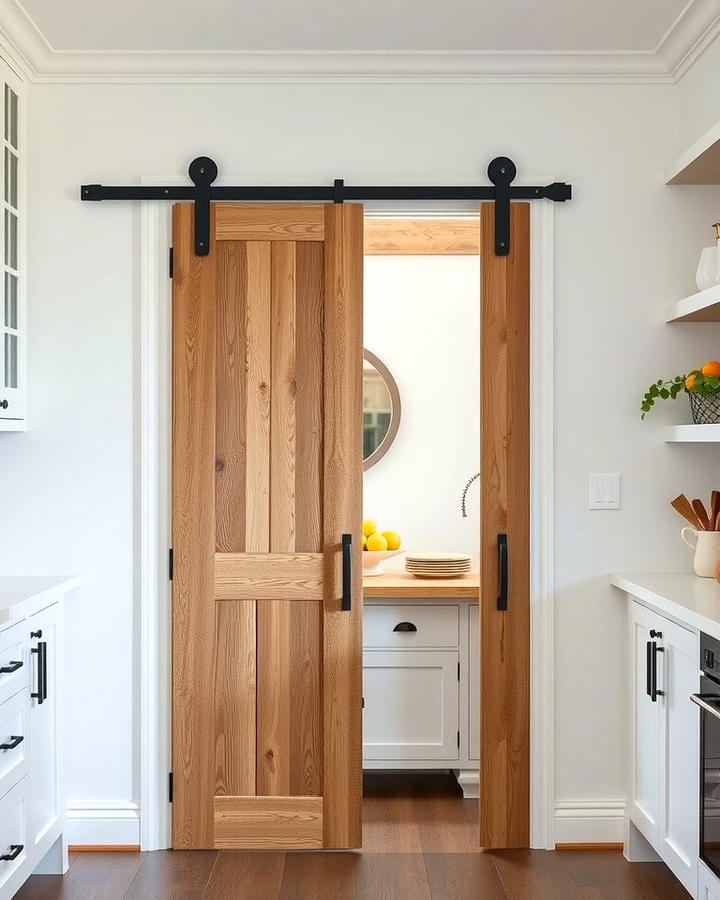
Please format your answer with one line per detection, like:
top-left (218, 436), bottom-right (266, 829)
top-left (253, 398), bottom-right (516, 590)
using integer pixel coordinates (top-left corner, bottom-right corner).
top-left (0, 56), bottom-right (25, 430)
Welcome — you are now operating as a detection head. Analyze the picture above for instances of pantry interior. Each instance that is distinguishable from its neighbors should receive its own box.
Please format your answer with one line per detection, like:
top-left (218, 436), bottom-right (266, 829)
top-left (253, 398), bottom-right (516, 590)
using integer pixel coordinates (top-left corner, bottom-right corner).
top-left (361, 217), bottom-right (481, 837)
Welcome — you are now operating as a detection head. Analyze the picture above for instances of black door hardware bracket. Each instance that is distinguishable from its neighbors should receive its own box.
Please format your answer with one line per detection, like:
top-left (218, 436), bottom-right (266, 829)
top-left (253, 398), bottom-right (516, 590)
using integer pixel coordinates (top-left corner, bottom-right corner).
top-left (81, 156), bottom-right (571, 257)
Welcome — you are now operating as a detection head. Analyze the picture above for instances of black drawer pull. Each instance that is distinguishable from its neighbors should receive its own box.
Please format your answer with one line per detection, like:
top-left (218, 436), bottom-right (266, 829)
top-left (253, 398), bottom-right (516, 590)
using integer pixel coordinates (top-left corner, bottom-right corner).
top-left (0, 735), bottom-right (23, 751)
top-left (0, 660), bottom-right (22, 674)
top-left (0, 844), bottom-right (23, 861)
top-left (393, 622), bottom-right (417, 633)
top-left (497, 533), bottom-right (508, 611)
top-left (31, 641), bottom-right (47, 705)
top-left (341, 534), bottom-right (352, 611)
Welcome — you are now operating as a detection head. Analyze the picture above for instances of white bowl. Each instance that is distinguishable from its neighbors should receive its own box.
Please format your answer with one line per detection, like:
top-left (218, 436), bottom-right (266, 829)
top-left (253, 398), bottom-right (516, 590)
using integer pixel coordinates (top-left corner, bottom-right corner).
top-left (361, 549), bottom-right (405, 576)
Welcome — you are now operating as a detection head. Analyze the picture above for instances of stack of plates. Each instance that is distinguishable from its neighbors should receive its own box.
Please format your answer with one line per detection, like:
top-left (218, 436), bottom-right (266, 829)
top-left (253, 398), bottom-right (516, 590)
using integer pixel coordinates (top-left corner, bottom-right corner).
top-left (405, 552), bottom-right (472, 578)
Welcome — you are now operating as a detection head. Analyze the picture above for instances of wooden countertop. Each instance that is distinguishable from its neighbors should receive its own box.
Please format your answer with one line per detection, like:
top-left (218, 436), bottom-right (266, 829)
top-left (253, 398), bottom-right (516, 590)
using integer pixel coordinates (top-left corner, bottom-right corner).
top-left (363, 571), bottom-right (479, 599)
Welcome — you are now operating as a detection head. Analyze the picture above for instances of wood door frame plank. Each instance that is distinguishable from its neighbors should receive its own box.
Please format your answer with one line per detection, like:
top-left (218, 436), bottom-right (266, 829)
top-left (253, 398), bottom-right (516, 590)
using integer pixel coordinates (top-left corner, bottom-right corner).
top-left (364, 218), bottom-right (479, 255)
top-left (213, 796), bottom-right (323, 849)
top-left (322, 203), bottom-right (364, 848)
top-left (216, 204), bottom-right (324, 241)
top-left (479, 202), bottom-right (530, 849)
top-left (215, 552), bottom-right (324, 600)
top-left (171, 202), bottom-right (218, 849)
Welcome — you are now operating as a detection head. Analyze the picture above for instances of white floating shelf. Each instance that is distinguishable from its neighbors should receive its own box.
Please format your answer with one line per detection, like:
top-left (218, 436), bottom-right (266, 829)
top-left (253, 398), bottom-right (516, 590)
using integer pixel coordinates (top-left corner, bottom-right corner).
top-left (666, 284), bottom-right (720, 323)
top-left (665, 424), bottom-right (720, 442)
top-left (666, 119), bottom-right (720, 185)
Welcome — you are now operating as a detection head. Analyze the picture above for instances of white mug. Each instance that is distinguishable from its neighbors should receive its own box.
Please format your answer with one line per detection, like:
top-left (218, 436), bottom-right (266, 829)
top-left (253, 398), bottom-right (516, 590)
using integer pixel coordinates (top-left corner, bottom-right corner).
top-left (681, 527), bottom-right (720, 578)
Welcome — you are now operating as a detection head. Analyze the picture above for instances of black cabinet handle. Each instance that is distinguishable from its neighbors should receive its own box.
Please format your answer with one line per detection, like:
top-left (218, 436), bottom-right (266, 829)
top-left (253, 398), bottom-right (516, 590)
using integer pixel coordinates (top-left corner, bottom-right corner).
top-left (646, 640), bottom-right (652, 697)
top-left (393, 622), bottom-right (417, 633)
top-left (497, 533), bottom-right (508, 611)
top-left (341, 534), bottom-right (352, 611)
top-left (650, 641), bottom-right (664, 703)
top-left (0, 400), bottom-right (8, 410)
top-left (31, 641), bottom-right (47, 705)
top-left (650, 629), bottom-right (663, 639)
top-left (0, 844), bottom-right (23, 861)
top-left (0, 735), bottom-right (23, 751)
top-left (0, 660), bottom-right (22, 675)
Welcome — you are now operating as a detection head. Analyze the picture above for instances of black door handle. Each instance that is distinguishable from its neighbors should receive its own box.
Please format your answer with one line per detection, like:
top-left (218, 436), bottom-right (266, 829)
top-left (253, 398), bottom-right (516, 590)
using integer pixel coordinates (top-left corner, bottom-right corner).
top-left (0, 735), bottom-right (23, 751)
top-left (341, 534), bottom-right (352, 611)
top-left (0, 660), bottom-right (22, 674)
top-left (0, 844), bottom-right (23, 861)
top-left (646, 640), bottom-right (652, 697)
top-left (31, 641), bottom-right (47, 704)
top-left (650, 641), bottom-right (664, 703)
top-left (497, 534), bottom-right (508, 611)
top-left (393, 622), bottom-right (417, 633)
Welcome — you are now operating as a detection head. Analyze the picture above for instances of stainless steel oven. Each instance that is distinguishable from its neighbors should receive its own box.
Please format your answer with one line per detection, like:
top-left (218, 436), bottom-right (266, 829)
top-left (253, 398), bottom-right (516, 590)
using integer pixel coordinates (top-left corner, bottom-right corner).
top-left (692, 632), bottom-right (720, 878)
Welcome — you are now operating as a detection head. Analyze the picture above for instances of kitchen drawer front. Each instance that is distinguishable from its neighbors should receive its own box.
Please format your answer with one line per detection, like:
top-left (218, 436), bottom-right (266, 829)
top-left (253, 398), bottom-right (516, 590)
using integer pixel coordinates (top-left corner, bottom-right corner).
top-left (363, 650), bottom-right (459, 760)
top-left (0, 775), bottom-right (28, 894)
top-left (0, 622), bottom-right (28, 706)
top-left (0, 690), bottom-right (28, 801)
top-left (364, 605), bottom-right (459, 648)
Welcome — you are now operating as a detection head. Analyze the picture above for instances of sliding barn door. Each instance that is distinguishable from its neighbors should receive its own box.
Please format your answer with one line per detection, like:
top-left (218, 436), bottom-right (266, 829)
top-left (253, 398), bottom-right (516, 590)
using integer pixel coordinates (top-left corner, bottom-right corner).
top-left (479, 202), bottom-right (530, 848)
top-left (172, 203), bottom-right (363, 850)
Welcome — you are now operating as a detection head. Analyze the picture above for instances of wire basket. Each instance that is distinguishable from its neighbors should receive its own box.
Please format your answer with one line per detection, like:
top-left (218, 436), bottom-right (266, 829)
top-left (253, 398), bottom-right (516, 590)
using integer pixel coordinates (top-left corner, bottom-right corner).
top-left (689, 390), bottom-right (720, 425)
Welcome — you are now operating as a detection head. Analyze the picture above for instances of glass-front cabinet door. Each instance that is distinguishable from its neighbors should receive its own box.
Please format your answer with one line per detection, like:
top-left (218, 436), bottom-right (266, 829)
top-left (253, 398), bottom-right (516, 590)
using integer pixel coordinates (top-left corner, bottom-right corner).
top-left (0, 57), bottom-right (24, 428)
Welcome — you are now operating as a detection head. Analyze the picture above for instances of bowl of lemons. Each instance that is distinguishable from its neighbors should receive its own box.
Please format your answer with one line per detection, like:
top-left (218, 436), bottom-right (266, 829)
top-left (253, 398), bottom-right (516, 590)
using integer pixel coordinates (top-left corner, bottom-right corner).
top-left (361, 519), bottom-right (404, 576)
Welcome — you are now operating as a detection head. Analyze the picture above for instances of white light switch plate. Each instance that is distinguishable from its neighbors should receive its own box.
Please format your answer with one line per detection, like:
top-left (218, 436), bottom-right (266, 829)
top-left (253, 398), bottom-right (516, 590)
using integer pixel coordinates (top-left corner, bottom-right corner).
top-left (589, 473), bottom-right (621, 509)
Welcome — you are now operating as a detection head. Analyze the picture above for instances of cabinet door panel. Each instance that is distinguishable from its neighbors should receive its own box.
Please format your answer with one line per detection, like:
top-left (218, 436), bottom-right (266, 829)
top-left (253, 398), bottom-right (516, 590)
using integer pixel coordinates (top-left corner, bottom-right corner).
top-left (659, 618), bottom-right (699, 895)
top-left (363, 650), bottom-right (458, 760)
top-left (28, 603), bottom-right (60, 850)
top-left (0, 688), bottom-right (29, 799)
top-left (0, 621), bottom-right (28, 705)
top-left (628, 601), bottom-right (661, 846)
top-left (469, 605), bottom-right (479, 760)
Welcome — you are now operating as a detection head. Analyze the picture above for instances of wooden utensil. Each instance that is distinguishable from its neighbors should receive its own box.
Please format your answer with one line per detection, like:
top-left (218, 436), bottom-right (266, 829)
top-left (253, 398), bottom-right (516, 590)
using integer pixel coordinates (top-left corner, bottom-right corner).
top-left (711, 490), bottom-right (720, 531)
top-left (693, 498), bottom-right (711, 530)
top-left (671, 494), bottom-right (703, 529)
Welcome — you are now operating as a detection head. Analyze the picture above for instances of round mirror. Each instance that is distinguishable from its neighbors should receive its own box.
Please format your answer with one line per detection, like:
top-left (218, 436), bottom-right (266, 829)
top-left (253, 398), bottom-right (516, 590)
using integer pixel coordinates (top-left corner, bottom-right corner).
top-left (363, 350), bottom-right (401, 471)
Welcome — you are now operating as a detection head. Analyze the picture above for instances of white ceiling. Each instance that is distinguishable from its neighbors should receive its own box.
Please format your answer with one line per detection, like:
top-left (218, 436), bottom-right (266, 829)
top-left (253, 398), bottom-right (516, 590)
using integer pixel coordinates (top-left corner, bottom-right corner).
top-left (2, 0), bottom-right (720, 79)
top-left (13, 0), bottom-right (692, 53)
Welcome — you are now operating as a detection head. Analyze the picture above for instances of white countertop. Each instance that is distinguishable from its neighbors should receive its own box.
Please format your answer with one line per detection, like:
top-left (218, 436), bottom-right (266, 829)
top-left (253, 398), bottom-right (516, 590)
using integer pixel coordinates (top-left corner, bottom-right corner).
top-left (610, 572), bottom-right (720, 639)
top-left (0, 575), bottom-right (81, 627)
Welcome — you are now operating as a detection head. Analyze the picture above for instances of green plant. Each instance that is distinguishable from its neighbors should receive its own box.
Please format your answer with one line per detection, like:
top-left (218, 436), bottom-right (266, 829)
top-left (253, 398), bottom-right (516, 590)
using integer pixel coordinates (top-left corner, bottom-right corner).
top-left (641, 371), bottom-right (720, 419)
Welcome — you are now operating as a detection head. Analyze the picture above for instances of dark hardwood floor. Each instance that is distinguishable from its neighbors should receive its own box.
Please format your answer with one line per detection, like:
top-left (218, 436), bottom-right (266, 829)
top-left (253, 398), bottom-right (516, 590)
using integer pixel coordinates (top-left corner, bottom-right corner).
top-left (15, 773), bottom-right (689, 899)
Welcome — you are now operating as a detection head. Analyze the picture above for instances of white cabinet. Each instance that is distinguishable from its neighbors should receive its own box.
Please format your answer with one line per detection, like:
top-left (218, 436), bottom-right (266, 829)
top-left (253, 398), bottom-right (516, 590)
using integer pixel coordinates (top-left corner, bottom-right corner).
top-left (627, 599), bottom-right (699, 896)
top-left (362, 589), bottom-right (479, 796)
top-left (363, 650), bottom-right (459, 760)
top-left (0, 577), bottom-right (74, 899)
top-left (0, 56), bottom-right (25, 430)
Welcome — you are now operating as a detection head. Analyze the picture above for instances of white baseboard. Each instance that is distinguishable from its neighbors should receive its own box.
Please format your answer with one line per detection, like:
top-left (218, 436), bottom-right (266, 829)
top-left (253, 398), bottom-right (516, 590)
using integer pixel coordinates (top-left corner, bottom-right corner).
top-left (65, 801), bottom-right (140, 846)
top-left (554, 799), bottom-right (626, 844)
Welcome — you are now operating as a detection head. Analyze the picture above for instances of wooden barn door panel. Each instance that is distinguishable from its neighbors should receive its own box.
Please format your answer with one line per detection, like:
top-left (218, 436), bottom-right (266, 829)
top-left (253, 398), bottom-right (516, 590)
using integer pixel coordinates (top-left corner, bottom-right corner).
top-left (479, 202), bottom-right (530, 849)
top-left (172, 203), bottom-right (363, 850)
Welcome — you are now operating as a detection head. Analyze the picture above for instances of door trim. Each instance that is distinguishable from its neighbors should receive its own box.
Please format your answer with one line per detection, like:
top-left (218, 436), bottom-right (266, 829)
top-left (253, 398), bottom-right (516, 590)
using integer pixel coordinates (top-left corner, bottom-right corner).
top-left (137, 176), bottom-right (555, 850)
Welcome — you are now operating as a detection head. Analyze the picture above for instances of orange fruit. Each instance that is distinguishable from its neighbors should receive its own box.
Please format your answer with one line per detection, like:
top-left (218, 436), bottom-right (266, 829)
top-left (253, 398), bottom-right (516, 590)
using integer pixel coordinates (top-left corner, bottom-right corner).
top-left (702, 361), bottom-right (720, 378)
top-left (686, 371), bottom-right (700, 390)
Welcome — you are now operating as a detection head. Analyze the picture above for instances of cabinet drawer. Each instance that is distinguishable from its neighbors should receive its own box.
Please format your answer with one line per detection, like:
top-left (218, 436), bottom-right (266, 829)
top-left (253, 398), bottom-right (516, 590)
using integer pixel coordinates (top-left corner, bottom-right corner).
top-left (363, 650), bottom-right (459, 760)
top-left (0, 622), bottom-right (28, 706)
top-left (0, 690), bottom-right (28, 802)
top-left (364, 605), bottom-right (459, 648)
top-left (0, 776), bottom-right (28, 894)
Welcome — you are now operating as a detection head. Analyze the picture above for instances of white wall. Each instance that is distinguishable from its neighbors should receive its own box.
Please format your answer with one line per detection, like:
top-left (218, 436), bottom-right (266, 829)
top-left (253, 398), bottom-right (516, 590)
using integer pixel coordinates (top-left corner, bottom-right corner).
top-left (2, 76), bottom-right (720, 841)
top-left (676, 31), bottom-right (720, 152)
top-left (363, 254), bottom-right (480, 564)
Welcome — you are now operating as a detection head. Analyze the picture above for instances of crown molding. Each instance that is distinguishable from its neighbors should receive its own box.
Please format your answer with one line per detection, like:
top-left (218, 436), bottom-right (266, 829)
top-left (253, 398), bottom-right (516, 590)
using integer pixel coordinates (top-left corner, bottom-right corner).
top-left (0, 0), bottom-right (718, 84)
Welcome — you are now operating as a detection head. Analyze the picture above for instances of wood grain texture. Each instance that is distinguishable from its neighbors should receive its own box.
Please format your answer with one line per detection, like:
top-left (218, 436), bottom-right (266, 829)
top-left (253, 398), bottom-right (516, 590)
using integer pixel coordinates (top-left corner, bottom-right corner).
top-left (363, 571), bottom-right (480, 598)
top-left (244, 241), bottom-right (272, 552)
top-left (213, 796), bottom-right (323, 849)
top-left (295, 241), bottom-right (324, 554)
top-left (204, 852), bottom-right (285, 900)
top-left (256, 599), bottom-right (322, 797)
top-left (215, 552), bottom-right (324, 600)
top-left (270, 241), bottom-right (297, 554)
top-left (215, 204), bottom-right (324, 241)
top-left (215, 240), bottom-right (247, 553)
top-left (479, 202), bottom-right (530, 850)
top-left (364, 218), bottom-right (479, 255)
top-left (124, 850), bottom-right (218, 900)
top-left (322, 203), bottom-right (364, 848)
top-left (214, 600), bottom-right (256, 796)
top-left (172, 202), bottom-right (217, 849)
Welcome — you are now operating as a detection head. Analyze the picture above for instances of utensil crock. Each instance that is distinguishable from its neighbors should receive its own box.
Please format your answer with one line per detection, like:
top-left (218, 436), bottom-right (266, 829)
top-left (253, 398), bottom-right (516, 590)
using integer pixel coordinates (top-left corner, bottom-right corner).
top-left (681, 527), bottom-right (720, 577)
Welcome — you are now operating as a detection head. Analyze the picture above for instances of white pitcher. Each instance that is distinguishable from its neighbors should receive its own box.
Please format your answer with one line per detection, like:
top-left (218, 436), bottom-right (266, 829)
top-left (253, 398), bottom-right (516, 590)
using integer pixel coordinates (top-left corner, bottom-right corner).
top-left (681, 527), bottom-right (720, 578)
